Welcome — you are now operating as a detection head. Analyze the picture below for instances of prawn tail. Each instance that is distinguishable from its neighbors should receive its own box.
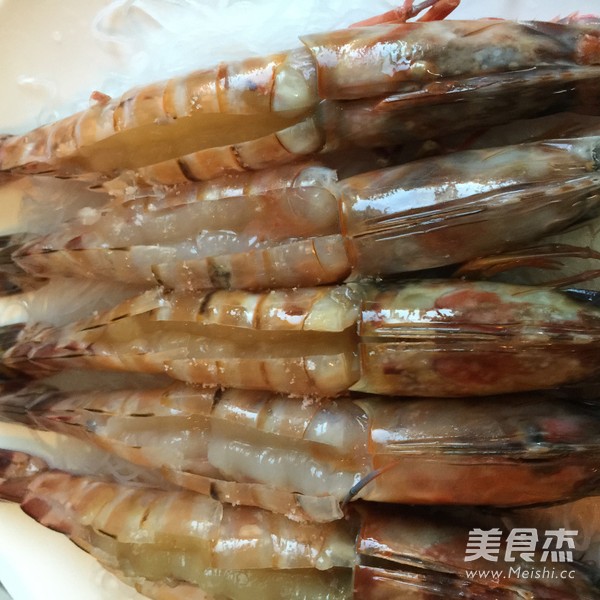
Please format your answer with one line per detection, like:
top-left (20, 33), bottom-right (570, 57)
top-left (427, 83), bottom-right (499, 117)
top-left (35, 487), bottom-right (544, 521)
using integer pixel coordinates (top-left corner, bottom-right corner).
top-left (0, 325), bottom-right (31, 380)
top-left (0, 238), bottom-right (22, 293)
top-left (0, 324), bottom-right (25, 356)
top-left (0, 449), bottom-right (47, 503)
top-left (0, 274), bottom-right (23, 297)
top-left (0, 237), bottom-right (47, 296)
top-left (0, 235), bottom-right (14, 252)
top-left (0, 268), bottom-right (44, 297)
top-left (0, 381), bottom-right (52, 425)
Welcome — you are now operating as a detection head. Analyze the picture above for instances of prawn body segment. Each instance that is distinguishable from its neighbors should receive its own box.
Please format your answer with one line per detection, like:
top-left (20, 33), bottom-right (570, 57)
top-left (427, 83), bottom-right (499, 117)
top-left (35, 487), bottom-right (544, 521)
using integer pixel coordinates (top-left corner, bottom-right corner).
top-left (13, 135), bottom-right (600, 290)
top-left (4, 280), bottom-right (600, 397)
top-left (3, 284), bottom-right (365, 396)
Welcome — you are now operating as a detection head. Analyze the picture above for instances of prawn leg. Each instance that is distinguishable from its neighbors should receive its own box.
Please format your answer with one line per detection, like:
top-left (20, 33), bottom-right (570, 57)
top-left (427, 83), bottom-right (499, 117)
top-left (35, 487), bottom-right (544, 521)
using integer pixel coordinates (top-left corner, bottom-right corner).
top-left (457, 213), bottom-right (600, 290)
top-left (457, 243), bottom-right (600, 287)
top-left (352, 0), bottom-right (460, 27)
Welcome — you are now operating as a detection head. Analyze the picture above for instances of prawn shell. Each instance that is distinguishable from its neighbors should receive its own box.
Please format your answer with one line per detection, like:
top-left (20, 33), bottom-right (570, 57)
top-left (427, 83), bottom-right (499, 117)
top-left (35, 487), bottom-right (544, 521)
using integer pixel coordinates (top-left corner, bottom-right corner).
top-left (339, 137), bottom-right (600, 277)
top-left (152, 234), bottom-right (352, 291)
top-left (353, 507), bottom-right (596, 599)
top-left (315, 65), bottom-right (600, 153)
top-left (157, 286), bottom-right (363, 332)
top-left (301, 20), bottom-right (600, 100)
top-left (2, 284), bottom-right (365, 395)
top-left (18, 471), bottom-right (358, 571)
top-left (362, 396), bottom-right (600, 505)
top-left (353, 280), bottom-right (600, 396)
top-left (133, 116), bottom-right (326, 186)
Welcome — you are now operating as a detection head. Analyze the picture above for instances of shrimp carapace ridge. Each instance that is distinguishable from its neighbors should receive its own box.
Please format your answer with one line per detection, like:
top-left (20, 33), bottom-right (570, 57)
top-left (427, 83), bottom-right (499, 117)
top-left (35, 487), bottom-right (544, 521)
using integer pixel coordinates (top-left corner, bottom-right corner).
top-left (4, 279), bottom-right (600, 397)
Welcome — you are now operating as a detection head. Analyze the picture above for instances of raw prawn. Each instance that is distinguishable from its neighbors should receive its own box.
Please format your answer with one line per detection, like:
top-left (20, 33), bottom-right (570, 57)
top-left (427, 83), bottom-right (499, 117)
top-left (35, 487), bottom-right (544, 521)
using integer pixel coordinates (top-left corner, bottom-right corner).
top-left (119, 64), bottom-right (600, 187)
top-left (0, 450), bottom-right (597, 600)
top-left (2, 381), bottom-right (600, 522)
top-left (4, 1), bottom-right (600, 180)
top-left (4, 279), bottom-right (600, 397)
top-left (10, 131), bottom-right (600, 291)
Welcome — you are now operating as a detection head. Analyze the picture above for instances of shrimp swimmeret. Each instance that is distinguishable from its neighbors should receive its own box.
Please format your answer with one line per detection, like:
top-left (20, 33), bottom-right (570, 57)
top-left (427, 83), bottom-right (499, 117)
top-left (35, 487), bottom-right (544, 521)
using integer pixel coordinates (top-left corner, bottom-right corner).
top-left (0, 450), bottom-right (597, 600)
top-left (1, 382), bottom-right (600, 522)
top-left (3, 279), bottom-right (600, 397)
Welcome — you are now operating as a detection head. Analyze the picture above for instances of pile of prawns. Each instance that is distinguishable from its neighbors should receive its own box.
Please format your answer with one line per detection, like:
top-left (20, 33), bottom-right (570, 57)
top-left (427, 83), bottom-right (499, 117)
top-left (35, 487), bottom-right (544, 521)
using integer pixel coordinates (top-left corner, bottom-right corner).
top-left (2, 0), bottom-right (600, 598)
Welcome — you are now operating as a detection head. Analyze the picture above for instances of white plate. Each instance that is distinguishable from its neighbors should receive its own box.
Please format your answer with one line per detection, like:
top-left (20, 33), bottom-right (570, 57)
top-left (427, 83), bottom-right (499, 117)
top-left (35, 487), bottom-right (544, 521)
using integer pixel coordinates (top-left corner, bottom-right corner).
top-left (0, 0), bottom-right (598, 598)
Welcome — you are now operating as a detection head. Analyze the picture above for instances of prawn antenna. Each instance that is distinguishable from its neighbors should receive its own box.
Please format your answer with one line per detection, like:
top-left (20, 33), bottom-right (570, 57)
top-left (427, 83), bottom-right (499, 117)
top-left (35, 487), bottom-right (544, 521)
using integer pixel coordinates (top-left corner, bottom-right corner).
top-left (351, 0), bottom-right (459, 27)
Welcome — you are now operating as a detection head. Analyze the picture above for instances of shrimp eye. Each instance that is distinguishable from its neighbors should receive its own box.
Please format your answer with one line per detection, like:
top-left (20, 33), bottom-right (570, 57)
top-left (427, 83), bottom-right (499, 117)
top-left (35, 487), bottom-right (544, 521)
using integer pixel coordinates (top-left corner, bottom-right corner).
top-left (562, 288), bottom-right (600, 307)
top-left (593, 144), bottom-right (600, 170)
top-left (525, 425), bottom-right (547, 448)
